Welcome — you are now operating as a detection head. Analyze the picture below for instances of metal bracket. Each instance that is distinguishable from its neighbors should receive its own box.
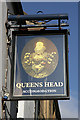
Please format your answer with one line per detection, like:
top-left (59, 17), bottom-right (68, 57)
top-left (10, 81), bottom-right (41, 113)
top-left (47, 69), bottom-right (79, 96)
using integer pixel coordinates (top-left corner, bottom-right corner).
top-left (7, 14), bottom-right (69, 30)
top-left (5, 22), bottom-right (12, 46)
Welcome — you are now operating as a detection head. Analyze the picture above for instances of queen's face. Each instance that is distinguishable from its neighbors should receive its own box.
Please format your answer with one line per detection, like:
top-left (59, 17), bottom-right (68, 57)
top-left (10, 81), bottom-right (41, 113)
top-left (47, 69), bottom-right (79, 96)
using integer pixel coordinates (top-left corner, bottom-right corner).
top-left (21, 37), bottom-right (58, 78)
top-left (34, 42), bottom-right (46, 54)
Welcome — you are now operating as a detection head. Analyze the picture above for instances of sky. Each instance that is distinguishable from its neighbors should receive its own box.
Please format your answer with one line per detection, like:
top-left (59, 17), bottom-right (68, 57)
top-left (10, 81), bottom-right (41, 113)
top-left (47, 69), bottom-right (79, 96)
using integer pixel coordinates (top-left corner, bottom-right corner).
top-left (21, 2), bottom-right (78, 118)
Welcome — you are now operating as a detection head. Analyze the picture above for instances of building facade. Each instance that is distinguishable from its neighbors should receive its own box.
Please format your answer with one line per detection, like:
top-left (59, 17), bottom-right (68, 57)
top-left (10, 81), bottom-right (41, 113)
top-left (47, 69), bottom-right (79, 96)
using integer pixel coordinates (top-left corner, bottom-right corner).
top-left (0, 1), bottom-right (35, 119)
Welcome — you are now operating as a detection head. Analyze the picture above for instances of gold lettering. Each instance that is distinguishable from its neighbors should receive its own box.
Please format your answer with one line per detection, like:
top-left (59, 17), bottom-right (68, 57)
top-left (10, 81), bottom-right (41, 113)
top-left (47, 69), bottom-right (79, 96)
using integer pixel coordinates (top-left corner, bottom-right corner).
top-left (16, 83), bottom-right (21, 89)
top-left (21, 83), bottom-right (25, 88)
top-left (39, 82), bottom-right (43, 87)
top-left (33, 83), bottom-right (39, 87)
top-left (24, 83), bottom-right (31, 87)
top-left (60, 82), bottom-right (63, 87)
top-left (53, 82), bottom-right (58, 87)
top-left (45, 82), bottom-right (50, 87)
top-left (50, 82), bottom-right (53, 87)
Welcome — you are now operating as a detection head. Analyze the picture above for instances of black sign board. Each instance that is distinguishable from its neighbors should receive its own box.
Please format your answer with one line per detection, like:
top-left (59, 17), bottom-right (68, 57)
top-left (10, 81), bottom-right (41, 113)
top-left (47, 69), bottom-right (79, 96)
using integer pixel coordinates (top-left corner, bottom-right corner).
top-left (10, 30), bottom-right (69, 100)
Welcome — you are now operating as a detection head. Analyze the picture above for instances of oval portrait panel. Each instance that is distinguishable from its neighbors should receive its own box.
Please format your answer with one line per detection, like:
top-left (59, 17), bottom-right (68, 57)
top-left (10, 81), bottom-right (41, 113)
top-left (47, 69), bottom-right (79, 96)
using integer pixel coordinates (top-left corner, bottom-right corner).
top-left (21, 37), bottom-right (59, 78)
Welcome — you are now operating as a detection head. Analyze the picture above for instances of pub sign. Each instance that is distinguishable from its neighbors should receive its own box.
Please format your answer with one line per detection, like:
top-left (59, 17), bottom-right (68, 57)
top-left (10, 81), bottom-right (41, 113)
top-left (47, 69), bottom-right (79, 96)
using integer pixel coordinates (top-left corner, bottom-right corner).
top-left (11, 30), bottom-right (69, 100)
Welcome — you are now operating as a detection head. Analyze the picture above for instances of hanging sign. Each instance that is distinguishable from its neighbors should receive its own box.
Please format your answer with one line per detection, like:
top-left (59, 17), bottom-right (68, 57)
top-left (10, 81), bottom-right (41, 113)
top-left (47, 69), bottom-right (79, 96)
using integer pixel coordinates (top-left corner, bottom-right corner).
top-left (10, 30), bottom-right (69, 100)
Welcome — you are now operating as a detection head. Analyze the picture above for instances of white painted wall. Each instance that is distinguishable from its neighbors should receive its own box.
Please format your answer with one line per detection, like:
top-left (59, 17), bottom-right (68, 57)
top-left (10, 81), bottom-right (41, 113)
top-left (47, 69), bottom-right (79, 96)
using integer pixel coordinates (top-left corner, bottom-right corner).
top-left (0, 2), bottom-right (2, 119)
top-left (17, 101), bottom-right (25, 118)
top-left (2, 2), bottom-right (7, 86)
top-left (24, 101), bottom-right (35, 118)
top-left (0, 1), bottom-right (35, 118)
top-left (0, 2), bottom-right (7, 118)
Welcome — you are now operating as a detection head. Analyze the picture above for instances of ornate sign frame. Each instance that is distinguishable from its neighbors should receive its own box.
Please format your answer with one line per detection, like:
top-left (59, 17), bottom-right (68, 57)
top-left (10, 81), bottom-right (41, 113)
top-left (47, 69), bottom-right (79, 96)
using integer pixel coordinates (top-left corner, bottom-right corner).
top-left (10, 29), bottom-right (69, 100)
